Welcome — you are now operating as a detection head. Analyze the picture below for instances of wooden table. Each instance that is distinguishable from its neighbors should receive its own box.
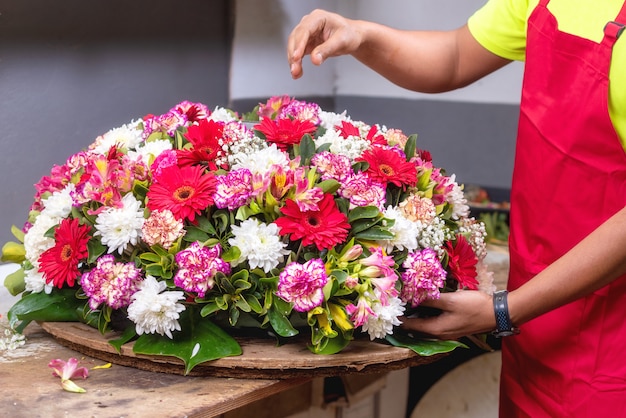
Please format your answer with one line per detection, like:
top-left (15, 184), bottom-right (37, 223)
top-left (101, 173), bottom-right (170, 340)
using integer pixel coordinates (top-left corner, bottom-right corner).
top-left (0, 322), bottom-right (312, 418)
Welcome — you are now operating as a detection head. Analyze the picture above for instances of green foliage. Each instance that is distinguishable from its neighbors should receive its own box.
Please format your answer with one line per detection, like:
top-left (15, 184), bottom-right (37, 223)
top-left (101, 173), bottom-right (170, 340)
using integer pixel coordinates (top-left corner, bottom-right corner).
top-left (132, 308), bottom-right (242, 375)
top-left (7, 289), bottom-right (90, 333)
top-left (385, 329), bottom-right (468, 355)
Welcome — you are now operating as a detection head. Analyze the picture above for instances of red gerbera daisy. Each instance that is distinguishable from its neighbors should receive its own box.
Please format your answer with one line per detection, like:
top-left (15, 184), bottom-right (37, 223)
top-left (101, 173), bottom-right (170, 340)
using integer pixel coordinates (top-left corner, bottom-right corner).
top-left (254, 117), bottom-right (317, 151)
top-left (147, 165), bottom-right (216, 222)
top-left (177, 119), bottom-right (224, 170)
top-left (445, 235), bottom-right (479, 290)
top-left (38, 218), bottom-right (92, 289)
top-left (275, 193), bottom-right (350, 250)
top-left (358, 146), bottom-right (417, 188)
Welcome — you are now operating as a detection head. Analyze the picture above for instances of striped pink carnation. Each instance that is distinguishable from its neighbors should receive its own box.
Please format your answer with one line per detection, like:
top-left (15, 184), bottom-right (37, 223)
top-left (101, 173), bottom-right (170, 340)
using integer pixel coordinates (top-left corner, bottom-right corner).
top-left (80, 255), bottom-right (143, 310)
top-left (276, 258), bottom-right (328, 312)
top-left (174, 242), bottom-right (231, 298)
top-left (400, 248), bottom-right (447, 307)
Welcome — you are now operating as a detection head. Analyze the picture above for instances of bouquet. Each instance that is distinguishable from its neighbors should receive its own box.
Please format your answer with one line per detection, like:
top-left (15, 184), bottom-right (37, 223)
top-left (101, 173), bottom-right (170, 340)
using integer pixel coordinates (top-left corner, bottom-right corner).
top-left (2, 96), bottom-right (494, 374)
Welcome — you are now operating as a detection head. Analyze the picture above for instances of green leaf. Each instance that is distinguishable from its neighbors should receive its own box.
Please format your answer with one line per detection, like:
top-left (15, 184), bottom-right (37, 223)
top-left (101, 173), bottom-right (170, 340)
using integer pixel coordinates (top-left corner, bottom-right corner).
top-left (139, 252), bottom-right (162, 263)
top-left (318, 179), bottom-right (341, 194)
top-left (385, 332), bottom-right (467, 356)
top-left (3, 267), bottom-right (26, 296)
top-left (221, 246), bottom-right (241, 263)
top-left (200, 301), bottom-right (225, 317)
top-left (132, 311), bottom-right (242, 375)
top-left (297, 134), bottom-right (316, 165)
top-left (267, 305), bottom-right (299, 337)
top-left (244, 294), bottom-right (264, 314)
top-left (87, 239), bottom-right (107, 265)
top-left (109, 325), bottom-right (137, 353)
top-left (404, 133), bottom-right (417, 160)
top-left (182, 226), bottom-right (210, 243)
top-left (310, 330), bottom-right (352, 355)
top-left (354, 227), bottom-right (395, 241)
top-left (350, 218), bottom-right (383, 235)
top-left (348, 206), bottom-right (381, 222)
top-left (195, 216), bottom-right (217, 235)
top-left (7, 289), bottom-right (86, 333)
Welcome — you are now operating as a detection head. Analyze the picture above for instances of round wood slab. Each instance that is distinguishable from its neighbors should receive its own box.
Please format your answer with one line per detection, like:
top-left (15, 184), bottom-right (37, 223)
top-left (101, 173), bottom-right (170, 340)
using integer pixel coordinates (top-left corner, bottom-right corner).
top-left (40, 322), bottom-right (448, 378)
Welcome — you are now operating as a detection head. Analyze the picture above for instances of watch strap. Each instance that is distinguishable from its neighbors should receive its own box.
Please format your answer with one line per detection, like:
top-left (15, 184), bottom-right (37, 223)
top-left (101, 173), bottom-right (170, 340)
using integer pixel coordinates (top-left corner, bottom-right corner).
top-left (492, 290), bottom-right (519, 337)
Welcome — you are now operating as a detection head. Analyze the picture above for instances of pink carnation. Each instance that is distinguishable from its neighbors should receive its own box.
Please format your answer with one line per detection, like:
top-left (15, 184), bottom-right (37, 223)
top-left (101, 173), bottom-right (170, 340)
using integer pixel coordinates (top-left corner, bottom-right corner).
top-left (276, 258), bottom-right (328, 312)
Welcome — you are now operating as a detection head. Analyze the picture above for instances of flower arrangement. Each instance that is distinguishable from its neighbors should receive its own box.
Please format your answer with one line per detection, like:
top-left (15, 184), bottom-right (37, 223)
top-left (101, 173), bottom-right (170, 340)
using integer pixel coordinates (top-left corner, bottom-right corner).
top-left (2, 96), bottom-right (494, 374)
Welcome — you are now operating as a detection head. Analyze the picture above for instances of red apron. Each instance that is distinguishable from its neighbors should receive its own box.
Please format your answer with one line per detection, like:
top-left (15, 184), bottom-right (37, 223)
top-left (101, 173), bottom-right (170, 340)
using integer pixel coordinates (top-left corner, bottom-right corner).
top-left (502, 0), bottom-right (626, 416)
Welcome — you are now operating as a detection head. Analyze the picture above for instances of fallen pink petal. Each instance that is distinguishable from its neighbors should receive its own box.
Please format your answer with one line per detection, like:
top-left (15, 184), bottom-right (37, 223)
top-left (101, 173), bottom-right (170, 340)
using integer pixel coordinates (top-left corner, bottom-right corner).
top-left (48, 358), bottom-right (89, 393)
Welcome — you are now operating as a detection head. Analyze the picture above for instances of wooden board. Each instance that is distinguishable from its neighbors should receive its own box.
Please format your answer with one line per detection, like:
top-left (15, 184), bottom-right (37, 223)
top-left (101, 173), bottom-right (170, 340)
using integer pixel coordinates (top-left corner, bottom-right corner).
top-left (40, 321), bottom-right (447, 379)
top-left (1, 322), bottom-right (312, 418)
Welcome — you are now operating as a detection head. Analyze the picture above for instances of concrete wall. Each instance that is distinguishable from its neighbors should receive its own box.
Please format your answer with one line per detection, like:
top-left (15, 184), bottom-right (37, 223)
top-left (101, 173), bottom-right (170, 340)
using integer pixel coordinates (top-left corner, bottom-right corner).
top-left (0, 0), bottom-right (232, 246)
top-left (231, 0), bottom-right (521, 192)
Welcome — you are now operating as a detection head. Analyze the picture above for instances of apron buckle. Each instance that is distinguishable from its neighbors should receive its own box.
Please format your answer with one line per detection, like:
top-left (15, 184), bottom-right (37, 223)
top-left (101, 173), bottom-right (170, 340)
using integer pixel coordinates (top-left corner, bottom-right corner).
top-left (604, 21), bottom-right (625, 39)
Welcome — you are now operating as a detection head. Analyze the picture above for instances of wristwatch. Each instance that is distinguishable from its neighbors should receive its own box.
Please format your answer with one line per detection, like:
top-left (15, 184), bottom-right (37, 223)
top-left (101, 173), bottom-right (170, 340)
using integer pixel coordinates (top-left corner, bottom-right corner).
top-left (492, 290), bottom-right (520, 337)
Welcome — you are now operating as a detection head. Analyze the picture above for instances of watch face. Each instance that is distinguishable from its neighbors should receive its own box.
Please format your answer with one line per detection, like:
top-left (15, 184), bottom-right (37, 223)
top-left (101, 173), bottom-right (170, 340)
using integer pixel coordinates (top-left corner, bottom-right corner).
top-left (493, 328), bottom-right (520, 338)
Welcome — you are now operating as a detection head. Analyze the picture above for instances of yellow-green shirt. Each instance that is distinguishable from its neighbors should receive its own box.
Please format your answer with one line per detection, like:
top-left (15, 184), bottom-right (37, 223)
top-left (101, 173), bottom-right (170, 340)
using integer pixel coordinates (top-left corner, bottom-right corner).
top-left (468, 0), bottom-right (626, 147)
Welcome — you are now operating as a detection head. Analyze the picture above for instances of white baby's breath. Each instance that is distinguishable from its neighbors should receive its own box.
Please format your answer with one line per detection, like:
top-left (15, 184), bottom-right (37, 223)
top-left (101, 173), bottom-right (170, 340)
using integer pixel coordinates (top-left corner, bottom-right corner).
top-left (314, 128), bottom-right (371, 161)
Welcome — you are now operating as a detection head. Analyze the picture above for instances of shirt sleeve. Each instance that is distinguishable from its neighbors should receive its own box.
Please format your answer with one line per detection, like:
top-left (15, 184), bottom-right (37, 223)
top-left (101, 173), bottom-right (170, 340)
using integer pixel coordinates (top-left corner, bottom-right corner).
top-left (467, 0), bottom-right (532, 62)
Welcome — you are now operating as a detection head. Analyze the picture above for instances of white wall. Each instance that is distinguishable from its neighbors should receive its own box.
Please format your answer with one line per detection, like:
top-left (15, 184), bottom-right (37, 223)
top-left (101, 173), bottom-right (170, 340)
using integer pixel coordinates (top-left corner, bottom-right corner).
top-left (232, 0), bottom-right (524, 105)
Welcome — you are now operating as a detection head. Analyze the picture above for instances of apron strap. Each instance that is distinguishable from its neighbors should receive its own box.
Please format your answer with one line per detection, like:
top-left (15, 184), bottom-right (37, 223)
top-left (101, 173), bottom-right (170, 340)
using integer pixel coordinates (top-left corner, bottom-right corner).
top-left (603, 1), bottom-right (626, 43)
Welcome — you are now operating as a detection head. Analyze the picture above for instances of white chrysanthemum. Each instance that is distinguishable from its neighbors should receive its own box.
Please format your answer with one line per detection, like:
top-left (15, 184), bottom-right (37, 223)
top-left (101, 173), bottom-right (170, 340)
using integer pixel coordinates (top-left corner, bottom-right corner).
top-left (380, 206), bottom-right (419, 252)
top-left (23, 213), bottom-right (58, 266)
top-left (41, 183), bottom-right (75, 220)
top-left (94, 193), bottom-right (145, 254)
top-left (231, 143), bottom-right (290, 175)
top-left (127, 276), bottom-right (186, 339)
top-left (127, 139), bottom-right (172, 166)
top-left (318, 110), bottom-right (351, 130)
top-left (314, 128), bottom-right (371, 161)
top-left (362, 295), bottom-right (406, 340)
top-left (208, 106), bottom-right (238, 123)
top-left (229, 219), bottom-right (290, 273)
top-left (447, 175), bottom-right (470, 220)
top-left (91, 120), bottom-right (143, 154)
top-left (24, 268), bottom-right (53, 294)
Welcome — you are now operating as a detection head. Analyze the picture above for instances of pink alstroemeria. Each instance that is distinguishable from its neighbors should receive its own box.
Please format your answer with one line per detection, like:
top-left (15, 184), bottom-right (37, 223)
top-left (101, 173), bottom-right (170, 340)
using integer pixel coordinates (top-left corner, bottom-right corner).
top-left (48, 358), bottom-right (89, 393)
top-left (346, 296), bottom-right (376, 328)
